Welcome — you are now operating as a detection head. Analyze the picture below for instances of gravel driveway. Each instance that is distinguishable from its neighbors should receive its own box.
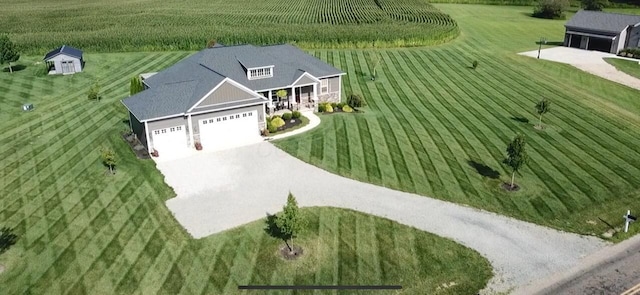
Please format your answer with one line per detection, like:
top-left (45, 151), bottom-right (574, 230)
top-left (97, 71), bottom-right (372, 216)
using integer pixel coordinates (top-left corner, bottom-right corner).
top-left (160, 142), bottom-right (607, 294)
top-left (519, 47), bottom-right (640, 90)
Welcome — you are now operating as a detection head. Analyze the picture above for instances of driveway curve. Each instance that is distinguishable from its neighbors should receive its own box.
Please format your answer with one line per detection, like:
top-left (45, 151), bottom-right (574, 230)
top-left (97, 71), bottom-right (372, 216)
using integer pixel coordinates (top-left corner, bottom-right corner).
top-left (161, 142), bottom-right (607, 294)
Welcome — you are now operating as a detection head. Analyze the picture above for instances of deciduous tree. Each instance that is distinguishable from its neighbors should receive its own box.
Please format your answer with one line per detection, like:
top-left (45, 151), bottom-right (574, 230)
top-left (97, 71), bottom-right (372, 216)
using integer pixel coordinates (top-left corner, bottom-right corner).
top-left (101, 147), bottom-right (117, 174)
top-left (504, 134), bottom-right (529, 190)
top-left (0, 35), bottom-right (20, 74)
top-left (533, 0), bottom-right (569, 19)
top-left (88, 83), bottom-right (100, 101)
top-left (276, 193), bottom-right (304, 252)
top-left (535, 98), bottom-right (551, 128)
top-left (581, 0), bottom-right (608, 10)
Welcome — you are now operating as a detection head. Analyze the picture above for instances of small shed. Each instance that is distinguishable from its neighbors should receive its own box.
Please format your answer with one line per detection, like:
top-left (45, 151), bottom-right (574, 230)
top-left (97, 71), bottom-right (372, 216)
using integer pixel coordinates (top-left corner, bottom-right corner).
top-left (43, 45), bottom-right (84, 75)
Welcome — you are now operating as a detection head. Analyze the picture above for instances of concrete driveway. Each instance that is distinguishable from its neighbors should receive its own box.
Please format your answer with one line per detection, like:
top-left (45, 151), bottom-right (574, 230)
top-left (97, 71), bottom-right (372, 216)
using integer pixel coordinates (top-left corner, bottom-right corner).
top-left (161, 142), bottom-right (607, 294)
top-left (519, 47), bottom-right (640, 90)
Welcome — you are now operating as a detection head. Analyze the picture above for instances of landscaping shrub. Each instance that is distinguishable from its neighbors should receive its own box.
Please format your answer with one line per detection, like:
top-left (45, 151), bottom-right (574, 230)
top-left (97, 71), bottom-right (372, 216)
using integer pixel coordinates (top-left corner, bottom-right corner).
top-left (331, 102), bottom-right (338, 109)
top-left (267, 121), bottom-right (278, 133)
top-left (292, 110), bottom-right (301, 119)
top-left (282, 112), bottom-right (293, 120)
top-left (271, 116), bottom-right (286, 128)
top-left (318, 103), bottom-right (326, 113)
top-left (325, 104), bottom-right (334, 113)
top-left (337, 102), bottom-right (347, 109)
top-left (472, 60), bottom-right (479, 69)
top-left (347, 93), bottom-right (366, 108)
top-left (532, 0), bottom-right (569, 19)
top-left (342, 105), bottom-right (354, 113)
top-left (33, 62), bottom-right (49, 76)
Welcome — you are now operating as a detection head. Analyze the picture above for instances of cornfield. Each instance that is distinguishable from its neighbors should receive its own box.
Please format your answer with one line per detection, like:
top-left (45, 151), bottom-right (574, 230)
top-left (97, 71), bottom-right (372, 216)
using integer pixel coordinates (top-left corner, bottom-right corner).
top-left (1, 0), bottom-right (458, 54)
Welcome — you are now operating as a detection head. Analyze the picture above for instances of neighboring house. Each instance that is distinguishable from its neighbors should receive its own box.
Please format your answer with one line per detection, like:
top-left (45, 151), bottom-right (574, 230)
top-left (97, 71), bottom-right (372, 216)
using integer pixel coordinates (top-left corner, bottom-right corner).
top-left (121, 44), bottom-right (345, 154)
top-left (564, 10), bottom-right (640, 54)
top-left (44, 45), bottom-right (84, 74)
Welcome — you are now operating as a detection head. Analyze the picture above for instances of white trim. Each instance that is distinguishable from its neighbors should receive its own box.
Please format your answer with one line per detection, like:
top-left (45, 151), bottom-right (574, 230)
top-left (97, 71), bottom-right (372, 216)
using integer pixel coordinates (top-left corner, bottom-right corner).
top-left (291, 72), bottom-right (321, 86)
top-left (338, 75), bottom-right (342, 101)
top-left (312, 82), bottom-right (318, 101)
top-left (186, 78), bottom-right (268, 113)
top-left (247, 66), bottom-right (275, 80)
top-left (194, 97), bottom-right (265, 109)
top-left (316, 73), bottom-right (346, 79)
top-left (245, 65), bottom-right (275, 71)
top-left (144, 121), bottom-right (151, 153)
top-left (187, 101), bottom-right (267, 117)
top-left (43, 52), bottom-right (82, 62)
top-left (187, 114), bottom-right (194, 147)
top-left (320, 79), bottom-right (329, 94)
top-left (144, 114), bottom-right (184, 123)
top-left (566, 31), bottom-right (615, 40)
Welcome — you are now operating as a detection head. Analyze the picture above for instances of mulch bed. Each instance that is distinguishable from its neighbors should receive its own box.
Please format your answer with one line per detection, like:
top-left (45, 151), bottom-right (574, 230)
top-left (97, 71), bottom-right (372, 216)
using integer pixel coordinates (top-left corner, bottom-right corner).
top-left (277, 117), bottom-right (302, 131)
top-left (501, 182), bottom-right (521, 192)
top-left (122, 132), bottom-right (151, 159)
top-left (320, 108), bottom-right (363, 115)
top-left (279, 245), bottom-right (304, 260)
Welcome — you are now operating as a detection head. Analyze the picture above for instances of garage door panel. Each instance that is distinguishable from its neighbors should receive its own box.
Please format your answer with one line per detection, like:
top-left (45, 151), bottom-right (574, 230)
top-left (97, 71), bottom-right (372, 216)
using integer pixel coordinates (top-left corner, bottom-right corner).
top-left (152, 125), bottom-right (187, 152)
top-left (198, 110), bottom-right (261, 151)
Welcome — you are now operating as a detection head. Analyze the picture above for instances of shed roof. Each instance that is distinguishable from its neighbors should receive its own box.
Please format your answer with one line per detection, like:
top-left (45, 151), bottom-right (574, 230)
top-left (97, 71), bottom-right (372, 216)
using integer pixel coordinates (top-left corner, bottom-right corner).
top-left (44, 45), bottom-right (83, 60)
top-left (565, 10), bottom-right (640, 35)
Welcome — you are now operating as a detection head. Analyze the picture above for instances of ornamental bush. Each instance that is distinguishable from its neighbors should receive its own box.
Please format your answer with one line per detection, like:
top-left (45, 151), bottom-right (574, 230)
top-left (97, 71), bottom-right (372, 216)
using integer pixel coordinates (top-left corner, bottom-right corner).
top-left (337, 102), bottom-right (346, 109)
top-left (282, 112), bottom-right (293, 120)
top-left (271, 116), bottom-right (285, 128)
top-left (325, 104), bottom-right (334, 113)
top-left (342, 105), bottom-right (354, 113)
top-left (267, 121), bottom-right (278, 133)
top-left (347, 93), bottom-right (366, 108)
top-left (331, 102), bottom-right (338, 108)
top-left (292, 110), bottom-right (301, 119)
top-left (318, 103), bottom-right (326, 113)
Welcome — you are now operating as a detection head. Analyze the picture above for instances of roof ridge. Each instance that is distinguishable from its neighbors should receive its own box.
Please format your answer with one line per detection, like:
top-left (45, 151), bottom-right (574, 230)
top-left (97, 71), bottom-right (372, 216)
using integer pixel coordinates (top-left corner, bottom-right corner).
top-left (578, 9), bottom-right (640, 18)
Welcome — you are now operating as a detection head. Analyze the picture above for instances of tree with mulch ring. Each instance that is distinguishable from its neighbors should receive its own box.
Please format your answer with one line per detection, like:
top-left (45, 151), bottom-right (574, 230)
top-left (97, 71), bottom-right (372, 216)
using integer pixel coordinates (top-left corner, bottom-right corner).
top-left (534, 98), bottom-right (550, 130)
top-left (276, 193), bottom-right (305, 259)
top-left (503, 134), bottom-right (528, 192)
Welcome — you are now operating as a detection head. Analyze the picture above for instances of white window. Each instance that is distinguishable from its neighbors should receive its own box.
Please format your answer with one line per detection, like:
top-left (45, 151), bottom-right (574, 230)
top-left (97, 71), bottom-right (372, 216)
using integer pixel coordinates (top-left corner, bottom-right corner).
top-left (248, 112), bottom-right (253, 116)
top-left (230, 115), bottom-right (234, 120)
top-left (176, 126), bottom-right (182, 131)
top-left (223, 117), bottom-right (227, 121)
top-left (154, 130), bottom-right (160, 135)
top-left (209, 119), bottom-right (214, 123)
top-left (248, 67), bottom-right (273, 80)
top-left (161, 129), bottom-right (167, 134)
top-left (216, 118), bottom-right (221, 122)
top-left (170, 127), bottom-right (176, 132)
top-left (243, 113), bottom-right (247, 117)
top-left (320, 79), bottom-right (329, 94)
top-left (202, 120), bottom-right (208, 125)
top-left (235, 114), bottom-right (240, 118)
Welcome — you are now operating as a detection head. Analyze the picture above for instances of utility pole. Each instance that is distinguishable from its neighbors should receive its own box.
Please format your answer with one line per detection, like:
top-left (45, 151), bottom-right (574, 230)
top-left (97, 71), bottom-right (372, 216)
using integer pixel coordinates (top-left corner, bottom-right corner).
top-left (624, 210), bottom-right (637, 233)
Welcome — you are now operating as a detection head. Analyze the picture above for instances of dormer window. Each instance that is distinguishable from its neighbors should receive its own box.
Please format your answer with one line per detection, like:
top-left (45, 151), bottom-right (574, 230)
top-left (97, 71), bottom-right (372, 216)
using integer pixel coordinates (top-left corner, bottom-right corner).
top-left (248, 66), bottom-right (273, 80)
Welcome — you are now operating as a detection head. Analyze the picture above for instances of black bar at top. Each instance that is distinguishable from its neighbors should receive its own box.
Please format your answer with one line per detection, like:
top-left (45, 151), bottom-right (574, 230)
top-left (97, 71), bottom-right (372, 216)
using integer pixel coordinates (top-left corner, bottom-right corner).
top-left (238, 285), bottom-right (402, 290)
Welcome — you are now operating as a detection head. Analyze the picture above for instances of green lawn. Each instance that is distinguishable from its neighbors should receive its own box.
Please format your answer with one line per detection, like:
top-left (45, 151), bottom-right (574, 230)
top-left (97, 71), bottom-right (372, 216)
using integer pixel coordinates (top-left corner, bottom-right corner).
top-left (0, 50), bottom-right (489, 293)
top-left (604, 57), bottom-right (640, 80)
top-left (275, 5), bottom-right (640, 238)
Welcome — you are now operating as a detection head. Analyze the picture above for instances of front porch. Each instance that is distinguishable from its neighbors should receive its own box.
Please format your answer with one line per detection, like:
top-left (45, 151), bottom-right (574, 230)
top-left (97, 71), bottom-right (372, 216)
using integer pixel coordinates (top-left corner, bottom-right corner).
top-left (261, 84), bottom-right (317, 115)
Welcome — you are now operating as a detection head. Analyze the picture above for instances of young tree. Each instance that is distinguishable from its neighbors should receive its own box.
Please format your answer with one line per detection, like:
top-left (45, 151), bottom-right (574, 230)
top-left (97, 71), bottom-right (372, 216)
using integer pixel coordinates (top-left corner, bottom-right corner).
top-left (101, 147), bottom-right (117, 174)
top-left (370, 52), bottom-right (382, 81)
top-left (88, 83), bottom-right (100, 101)
top-left (0, 35), bottom-right (20, 74)
top-left (130, 76), bottom-right (144, 96)
top-left (504, 134), bottom-right (529, 190)
top-left (0, 227), bottom-right (18, 254)
top-left (276, 89), bottom-right (288, 108)
top-left (535, 98), bottom-right (551, 128)
top-left (276, 193), bottom-right (304, 252)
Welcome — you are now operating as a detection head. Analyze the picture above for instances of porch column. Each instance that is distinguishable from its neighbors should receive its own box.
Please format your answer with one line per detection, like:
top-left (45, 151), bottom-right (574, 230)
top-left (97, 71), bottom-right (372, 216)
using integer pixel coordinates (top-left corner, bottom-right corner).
top-left (187, 114), bottom-right (194, 147)
top-left (567, 34), bottom-right (572, 47)
top-left (313, 82), bottom-right (318, 102)
top-left (585, 37), bottom-right (590, 50)
top-left (290, 86), bottom-right (296, 109)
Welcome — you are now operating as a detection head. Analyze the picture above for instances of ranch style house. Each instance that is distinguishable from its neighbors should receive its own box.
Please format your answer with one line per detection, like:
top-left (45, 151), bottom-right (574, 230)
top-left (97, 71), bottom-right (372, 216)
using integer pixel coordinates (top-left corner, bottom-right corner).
top-left (44, 45), bottom-right (84, 75)
top-left (564, 10), bottom-right (640, 54)
top-left (121, 44), bottom-right (345, 154)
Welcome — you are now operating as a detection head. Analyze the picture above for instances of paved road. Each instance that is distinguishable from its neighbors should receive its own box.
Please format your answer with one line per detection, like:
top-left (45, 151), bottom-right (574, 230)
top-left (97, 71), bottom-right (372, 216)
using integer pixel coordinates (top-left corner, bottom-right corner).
top-left (515, 235), bottom-right (640, 295)
top-left (160, 142), bottom-right (607, 294)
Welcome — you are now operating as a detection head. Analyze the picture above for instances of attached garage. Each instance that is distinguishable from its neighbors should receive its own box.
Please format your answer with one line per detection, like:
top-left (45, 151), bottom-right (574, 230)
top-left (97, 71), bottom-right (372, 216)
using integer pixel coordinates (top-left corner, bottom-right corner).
top-left (151, 125), bottom-right (187, 152)
top-left (198, 110), bottom-right (262, 151)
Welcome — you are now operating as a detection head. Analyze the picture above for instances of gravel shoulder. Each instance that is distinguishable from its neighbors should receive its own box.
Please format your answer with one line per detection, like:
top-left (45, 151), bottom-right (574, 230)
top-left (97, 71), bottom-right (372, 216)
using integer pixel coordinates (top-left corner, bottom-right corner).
top-left (519, 47), bottom-right (640, 91)
top-left (160, 142), bottom-right (607, 294)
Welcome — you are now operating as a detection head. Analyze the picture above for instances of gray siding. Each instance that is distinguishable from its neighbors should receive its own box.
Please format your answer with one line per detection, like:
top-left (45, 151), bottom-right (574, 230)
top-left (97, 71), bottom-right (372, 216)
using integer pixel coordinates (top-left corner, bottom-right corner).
top-left (328, 76), bottom-right (340, 93)
top-left (130, 112), bottom-right (147, 149)
top-left (191, 104), bottom-right (266, 134)
top-left (627, 26), bottom-right (640, 49)
top-left (293, 75), bottom-right (316, 86)
top-left (194, 80), bottom-right (256, 108)
top-left (48, 54), bottom-right (82, 74)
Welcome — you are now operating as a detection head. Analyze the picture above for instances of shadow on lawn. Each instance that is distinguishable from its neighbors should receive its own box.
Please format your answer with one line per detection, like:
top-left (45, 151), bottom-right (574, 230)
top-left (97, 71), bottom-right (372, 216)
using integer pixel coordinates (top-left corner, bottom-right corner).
top-left (264, 213), bottom-right (284, 240)
top-left (468, 160), bottom-right (500, 179)
top-left (511, 116), bottom-right (529, 124)
top-left (2, 64), bottom-right (27, 72)
top-left (0, 227), bottom-right (18, 254)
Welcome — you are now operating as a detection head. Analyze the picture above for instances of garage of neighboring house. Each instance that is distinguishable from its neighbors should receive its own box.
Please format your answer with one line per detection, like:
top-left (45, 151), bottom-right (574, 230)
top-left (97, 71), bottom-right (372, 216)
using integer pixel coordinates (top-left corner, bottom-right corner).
top-left (151, 125), bottom-right (187, 152)
top-left (43, 45), bottom-right (84, 75)
top-left (564, 10), bottom-right (640, 54)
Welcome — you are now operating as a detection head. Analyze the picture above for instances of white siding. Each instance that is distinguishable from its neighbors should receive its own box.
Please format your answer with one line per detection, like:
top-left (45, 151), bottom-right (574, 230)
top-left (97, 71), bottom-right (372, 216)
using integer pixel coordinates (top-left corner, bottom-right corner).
top-left (47, 54), bottom-right (82, 74)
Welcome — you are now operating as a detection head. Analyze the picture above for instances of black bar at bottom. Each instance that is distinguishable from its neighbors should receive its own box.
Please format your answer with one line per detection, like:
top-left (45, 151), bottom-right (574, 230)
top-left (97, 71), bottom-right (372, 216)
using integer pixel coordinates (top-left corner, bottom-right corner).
top-left (238, 285), bottom-right (402, 290)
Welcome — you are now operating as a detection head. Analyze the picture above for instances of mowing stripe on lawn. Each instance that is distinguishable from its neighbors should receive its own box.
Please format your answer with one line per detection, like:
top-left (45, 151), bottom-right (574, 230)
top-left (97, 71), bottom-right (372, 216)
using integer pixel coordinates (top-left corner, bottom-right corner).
top-left (334, 115), bottom-right (352, 174)
top-left (354, 116), bottom-right (382, 182)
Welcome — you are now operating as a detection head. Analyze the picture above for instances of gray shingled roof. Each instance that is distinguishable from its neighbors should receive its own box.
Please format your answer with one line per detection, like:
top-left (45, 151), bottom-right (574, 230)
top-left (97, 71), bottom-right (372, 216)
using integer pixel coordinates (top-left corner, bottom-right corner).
top-left (44, 45), bottom-right (83, 60)
top-left (566, 10), bottom-right (640, 35)
top-left (122, 44), bottom-right (344, 121)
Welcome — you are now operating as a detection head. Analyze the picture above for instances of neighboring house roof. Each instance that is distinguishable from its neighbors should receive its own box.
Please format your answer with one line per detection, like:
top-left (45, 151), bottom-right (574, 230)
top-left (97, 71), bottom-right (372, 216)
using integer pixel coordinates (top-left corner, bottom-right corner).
top-left (44, 45), bottom-right (83, 60)
top-left (123, 44), bottom-right (344, 121)
top-left (565, 10), bottom-right (640, 35)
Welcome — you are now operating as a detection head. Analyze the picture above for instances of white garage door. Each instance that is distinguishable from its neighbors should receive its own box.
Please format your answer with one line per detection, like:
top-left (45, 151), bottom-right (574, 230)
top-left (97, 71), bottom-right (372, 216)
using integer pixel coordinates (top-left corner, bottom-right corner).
top-left (199, 110), bottom-right (261, 151)
top-left (151, 125), bottom-right (187, 152)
